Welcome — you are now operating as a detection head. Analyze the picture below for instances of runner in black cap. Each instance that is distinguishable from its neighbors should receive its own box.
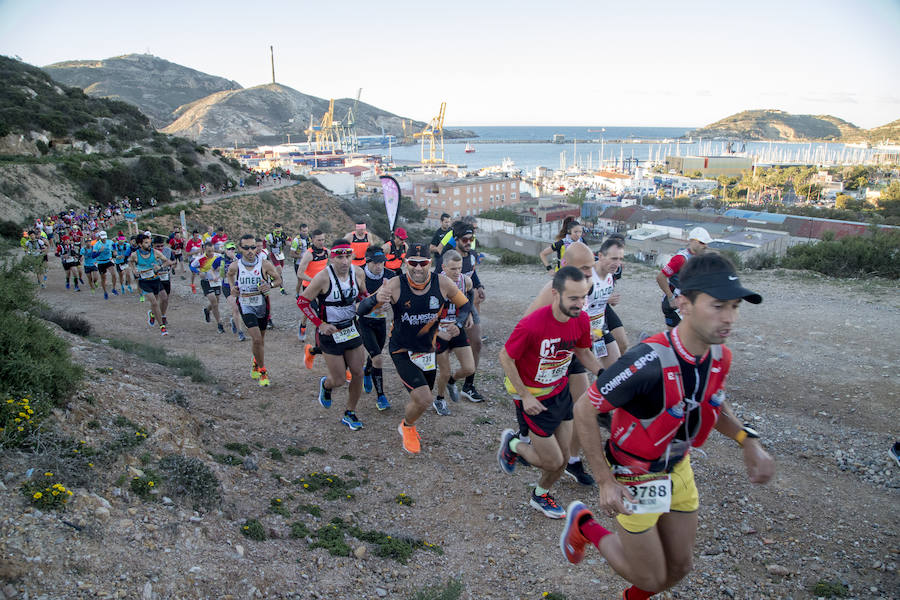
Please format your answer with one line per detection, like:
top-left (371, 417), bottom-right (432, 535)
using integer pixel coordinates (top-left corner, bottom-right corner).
top-left (560, 252), bottom-right (773, 600)
top-left (357, 242), bottom-right (474, 454)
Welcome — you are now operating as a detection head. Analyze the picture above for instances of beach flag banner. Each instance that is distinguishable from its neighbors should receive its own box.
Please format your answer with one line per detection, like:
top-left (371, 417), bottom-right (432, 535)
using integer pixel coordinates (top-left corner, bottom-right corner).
top-left (379, 175), bottom-right (401, 231)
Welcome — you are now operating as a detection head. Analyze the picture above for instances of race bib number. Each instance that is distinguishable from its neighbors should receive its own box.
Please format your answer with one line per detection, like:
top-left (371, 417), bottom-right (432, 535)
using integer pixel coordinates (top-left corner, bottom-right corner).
top-left (408, 351), bottom-right (436, 371)
top-left (275, 251), bottom-right (285, 261)
top-left (209, 280), bottom-right (221, 288)
top-left (592, 338), bottom-right (608, 359)
top-left (243, 294), bottom-right (264, 307)
top-left (534, 355), bottom-right (572, 385)
top-left (622, 476), bottom-right (672, 514)
top-left (159, 271), bottom-right (170, 281)
top-left (138, 269), bottom-right (156, 280)
top-left (332, 322), bottom-right (360, 343)
top-left (590, 313), bottom-right (606, 333)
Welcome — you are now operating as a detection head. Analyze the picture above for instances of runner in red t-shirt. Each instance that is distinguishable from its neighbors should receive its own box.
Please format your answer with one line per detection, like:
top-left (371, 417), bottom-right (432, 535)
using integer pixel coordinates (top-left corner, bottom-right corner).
top-left (655, 227), bottom-right (711, 329)
top-left (184, 230), bottom-right (204, 292)
top-left (497, 266), bottom-right (600, 519)
top-left (168, 231), bottom-right (186, 275)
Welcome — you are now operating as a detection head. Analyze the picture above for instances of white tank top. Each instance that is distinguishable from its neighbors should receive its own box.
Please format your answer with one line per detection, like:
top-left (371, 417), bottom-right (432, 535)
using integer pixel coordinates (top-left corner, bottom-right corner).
top-left (237, 257), bottom-right (266, 313)
top-left (586, 269), bottom-right (615, 332)
top-left (322, 267), bottom-right (358, 324)
top-left (440, 272), bottom-right (465, 323)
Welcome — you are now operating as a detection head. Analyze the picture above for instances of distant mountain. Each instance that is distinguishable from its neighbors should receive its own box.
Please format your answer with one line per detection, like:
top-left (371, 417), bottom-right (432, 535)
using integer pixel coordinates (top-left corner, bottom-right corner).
top-left (866, 118), bottom-right (900, 143)
top-left (161, 83), bottom-right (473, 146)
top-left (688, 109), bottom-right (863, 141)
top-left (43, 54), bottom-right (242, 127)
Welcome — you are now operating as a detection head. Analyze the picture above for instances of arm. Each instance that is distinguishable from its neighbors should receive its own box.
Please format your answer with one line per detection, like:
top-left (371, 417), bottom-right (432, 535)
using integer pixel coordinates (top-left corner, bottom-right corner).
top-left (260, 260), bottom-right (282, 292)
top-left (573, 346), bottom-right (601, 376)
top-left (226, 263), bottom-right (239, 306)
top-left (714, 401), bottom-right (775, 484)
top-left (573, 393), bottom-right (634, 515)
top-left (297, 270), bottom-right (334, 333)
top-left (523, 282), bottom-right (553, 317)
top-left (655, 270), bottom-right (673, 300)
top-left (498, 347), bottom-right (546, 416)
top-left (539, 245), bottom-right (554, 270)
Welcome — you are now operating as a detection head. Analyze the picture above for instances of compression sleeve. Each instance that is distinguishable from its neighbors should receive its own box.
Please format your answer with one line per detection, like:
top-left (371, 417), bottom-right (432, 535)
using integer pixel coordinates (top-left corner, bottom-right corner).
top-left (296, 295), bottom-right (323, 327)
top-left (449, 289), bottom-right (473, 328)
top-left (356, 294), bottom-right (380, 317)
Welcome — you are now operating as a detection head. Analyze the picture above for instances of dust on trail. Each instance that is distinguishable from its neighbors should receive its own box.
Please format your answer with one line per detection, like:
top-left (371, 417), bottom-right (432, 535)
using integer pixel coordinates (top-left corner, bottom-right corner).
top-left (7, 257), bottom-right (900, 599)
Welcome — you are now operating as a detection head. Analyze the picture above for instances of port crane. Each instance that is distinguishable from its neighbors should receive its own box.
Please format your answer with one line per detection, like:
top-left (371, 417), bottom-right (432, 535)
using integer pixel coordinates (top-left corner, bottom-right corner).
top-left (340, 88), bottom-right (362, 153)
top-left (413, 102), bottom-right (446, 165)
top-left (305, 99), bottom-right (343, 152)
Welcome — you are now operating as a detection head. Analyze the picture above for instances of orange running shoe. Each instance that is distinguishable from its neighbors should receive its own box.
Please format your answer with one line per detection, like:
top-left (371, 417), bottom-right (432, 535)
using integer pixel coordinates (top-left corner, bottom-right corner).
top-left (345, 369), bottom-right (351, 382)
top-left (398, 421), bottom-right (421, 454)
top-left (258, 367), bottom-right (270, 387)
top-left (190, 283), bottom-right (197, 294)
top-left (304, 344), bottom-right (315, 369)
top-left (560, 501), bottom-right (592, 564)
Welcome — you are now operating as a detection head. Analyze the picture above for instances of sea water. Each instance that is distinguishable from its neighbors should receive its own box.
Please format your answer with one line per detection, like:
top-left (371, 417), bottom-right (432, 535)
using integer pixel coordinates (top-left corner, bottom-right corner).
top-left (374, 126), bottom-right (876, 173)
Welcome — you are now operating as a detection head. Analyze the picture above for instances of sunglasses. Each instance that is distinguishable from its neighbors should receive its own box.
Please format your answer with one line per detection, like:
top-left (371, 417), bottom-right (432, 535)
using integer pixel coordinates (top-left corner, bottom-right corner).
top-left (331, 249), bottom-right (354, 256)
top-left (460, 236), bottom-right (474, 242)
top-left (407, 259), bottom-right (431, 268)
top-left (241, 245), bottom-right (257, 251)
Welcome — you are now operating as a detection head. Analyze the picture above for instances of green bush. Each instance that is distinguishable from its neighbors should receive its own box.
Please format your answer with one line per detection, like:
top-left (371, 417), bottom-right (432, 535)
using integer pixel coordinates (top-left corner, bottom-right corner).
top-left (0, 219), bottom-right (22, 239)
top-left (781, 229), bottom-right (899, 279)
top-left (407, 579), bottom-right (463, 600)
top-left (0, 263), bottom-right (83, 405)
top-left (157, 455), bottom-right (221, 511)
top-left (38, 308), bottom-right (92, 337)
top-left (743, 252), bottom-right (778, 271)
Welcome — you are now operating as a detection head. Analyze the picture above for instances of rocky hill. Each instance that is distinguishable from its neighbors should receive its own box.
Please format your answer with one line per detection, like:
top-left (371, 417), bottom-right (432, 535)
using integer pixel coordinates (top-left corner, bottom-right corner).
top-left (688, 109), bottom-right (864, 141)
top-left (41, 54), bottom-right (473, 146)
top-left (43, 54), bottom-right (242, 128)
top-left (866, 118), bottom-right (900, 144)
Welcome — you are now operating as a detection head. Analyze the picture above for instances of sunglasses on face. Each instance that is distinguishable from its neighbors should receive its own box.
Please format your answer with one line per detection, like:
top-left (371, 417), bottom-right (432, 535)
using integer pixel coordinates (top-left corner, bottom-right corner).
top-left (407, 259), bottom-right (431, 268)
top-left (331, 249), bottom-right (354, 256)
top-left (241, 245), bottom-right (257, 251)
top-left (460, 236), bottom-right (474, 242)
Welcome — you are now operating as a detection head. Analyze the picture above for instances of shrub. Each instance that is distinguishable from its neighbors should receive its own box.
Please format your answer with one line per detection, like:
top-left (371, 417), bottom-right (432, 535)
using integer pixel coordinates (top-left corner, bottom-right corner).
top-left (743, 252), bottom-right (779, 271)
top-left (38, 308), bottom-right (92, 337)
top-left (130, 469), bottom-right (160, 501)
top-left (103, 337), bottom-right (212, 382)
top-left (0, 219), bottom-right (22, 239)
top-left (240, 518), bottom-right (266, 541)
top-left (407, 578), bottom-right (463, 600)
top-left (781, 229), bottom-right (899, 279)
top-left (0, 396), bottom-right (39, 447)
top-left (158, 455), bottom-right (221, 511)
top-left (21, 472), bottom-right (74, 510)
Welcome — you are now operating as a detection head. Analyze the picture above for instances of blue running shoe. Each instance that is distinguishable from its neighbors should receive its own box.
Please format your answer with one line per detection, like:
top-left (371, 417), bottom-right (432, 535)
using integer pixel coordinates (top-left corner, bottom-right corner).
top-left (341, 411), bottom-right (363, 431)
top-left (530, 491), bottom-right (565, 519)
top-left (111, 288), bottom-right (119, 296)
top-left (375, 394), bottom-right (390, 411)
top-left (104, 292), bottom-right (109, 300)
top-left (497, 429), bottom-right (517, 474)
top-left (65, 281), bottom-right (70, 289)
top-left (230, 317), bottom-right (237, 334)
top-left (318, 376), bottom-right (331, 408)
top-left (363, 373), bottom-right (373, 393)
top-left (238, 330), bottom-right (246, 342)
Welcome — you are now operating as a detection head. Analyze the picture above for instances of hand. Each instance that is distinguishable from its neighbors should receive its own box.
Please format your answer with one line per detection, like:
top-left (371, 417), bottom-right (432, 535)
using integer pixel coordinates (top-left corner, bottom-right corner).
top-left (464, 314), bottom-right (473, 329)
top-left (743, 441), bottom-right (775, 484)
top-left (376, 286), bottom-right (392, 304)
top-left (437, 324), bottom-right (459, 340)
top-left (319, 323), bottom-right (337, 336)
top-left (597, 480), bottom-right (635, 517)
top-left (608, 292), bottom-right (621, 306)
top-left (258, 281), bottom-right (271, 294)
top-left (521, 394), bottom-right (547, 416)
top-left (476, 288), bottom-right (486, 301)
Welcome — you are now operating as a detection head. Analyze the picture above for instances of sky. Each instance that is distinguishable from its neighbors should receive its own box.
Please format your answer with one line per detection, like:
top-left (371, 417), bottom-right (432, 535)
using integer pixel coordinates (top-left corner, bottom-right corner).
top-left (1, 0), bottom-right (898, 128)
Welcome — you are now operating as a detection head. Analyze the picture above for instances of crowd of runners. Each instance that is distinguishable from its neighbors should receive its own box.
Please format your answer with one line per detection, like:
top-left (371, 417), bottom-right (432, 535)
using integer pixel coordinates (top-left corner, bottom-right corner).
top-left (25, 205), bottom-right (776, 599)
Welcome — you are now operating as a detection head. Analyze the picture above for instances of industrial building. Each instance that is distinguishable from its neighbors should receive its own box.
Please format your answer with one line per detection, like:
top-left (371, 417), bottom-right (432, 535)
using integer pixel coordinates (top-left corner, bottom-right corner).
top-left (665, 155), bottom-right (752, 177)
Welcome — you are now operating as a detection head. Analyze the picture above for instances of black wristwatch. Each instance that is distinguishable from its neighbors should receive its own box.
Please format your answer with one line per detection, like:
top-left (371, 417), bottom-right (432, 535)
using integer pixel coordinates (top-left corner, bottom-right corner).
top-left (735, 423), bottom-right (760, 447)
top-left (545, 264), bottom-right (552, 271)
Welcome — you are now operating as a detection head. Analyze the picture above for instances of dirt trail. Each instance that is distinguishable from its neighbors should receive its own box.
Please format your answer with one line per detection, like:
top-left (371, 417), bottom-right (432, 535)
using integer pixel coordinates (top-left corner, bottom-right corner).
top-left (1, 257), bottom-right (898, 599)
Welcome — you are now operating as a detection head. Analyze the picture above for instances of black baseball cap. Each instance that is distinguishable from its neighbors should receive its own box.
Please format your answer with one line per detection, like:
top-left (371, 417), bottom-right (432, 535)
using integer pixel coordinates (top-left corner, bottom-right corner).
top-left (679, 269), bottom-right (762, 304)
top-left (406, 243), bottom-right (430, 259)
top-left (365, 248), bottom-right (386, 263)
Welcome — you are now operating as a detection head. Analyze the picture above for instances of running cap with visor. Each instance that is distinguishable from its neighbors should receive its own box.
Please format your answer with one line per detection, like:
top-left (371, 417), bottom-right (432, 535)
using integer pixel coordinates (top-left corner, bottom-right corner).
top-left (688, 227), bottom-right (712, 244)
top-left (330, 240), bottom-right (353, 255)
top-left (406, 243), bottom-right (430, 259)
top-left (394, 227), bottom-right (408, 240)
top-left (365, 248), bottom-right (386, 263)
top-left (98, 231), bottom-right (108, 238)
top-left (679, 269), bottom-right (762, 304)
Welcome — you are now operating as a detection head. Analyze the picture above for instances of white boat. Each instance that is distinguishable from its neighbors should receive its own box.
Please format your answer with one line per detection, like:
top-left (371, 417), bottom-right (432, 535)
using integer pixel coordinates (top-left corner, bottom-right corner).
top-left (464, 143), bottom-right (475, 153)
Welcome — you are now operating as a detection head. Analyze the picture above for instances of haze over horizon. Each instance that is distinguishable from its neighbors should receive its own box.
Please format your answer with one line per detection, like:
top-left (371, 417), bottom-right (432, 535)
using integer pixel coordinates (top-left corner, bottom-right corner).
top-left (1, 0), bottom-right (898, 130)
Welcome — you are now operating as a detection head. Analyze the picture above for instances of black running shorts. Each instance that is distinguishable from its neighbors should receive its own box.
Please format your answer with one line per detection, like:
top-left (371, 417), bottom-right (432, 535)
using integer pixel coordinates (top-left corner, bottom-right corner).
top-left (84, 265), bottom-right (98, 273)
top-left (359, 317), bottom-right (387, 358)
top-left (606, 305), bottom-right (623, 331)
top-left (240, 309), bottom-right (269, 331)
top-left (390, 349), bottom-right (437, 391)
top-left (201, 280), bottom-right (222, 296)
top-left (514, 386), bottom-right (573, 438)
top-left (160, 280), bottom-right (171, 295)
top-left (435, 326), bottom-right (469, 354)
top-left (97, 261), bottom-right (113, 275)
top-left (138, 279), bottom-right (162, 295)
top-left (316, 320), bottom-right (364, 356)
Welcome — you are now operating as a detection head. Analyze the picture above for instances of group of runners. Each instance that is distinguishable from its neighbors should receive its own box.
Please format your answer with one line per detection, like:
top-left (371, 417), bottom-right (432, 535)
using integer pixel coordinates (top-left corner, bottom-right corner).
top-left (28, 206), bottom-right (776, 599)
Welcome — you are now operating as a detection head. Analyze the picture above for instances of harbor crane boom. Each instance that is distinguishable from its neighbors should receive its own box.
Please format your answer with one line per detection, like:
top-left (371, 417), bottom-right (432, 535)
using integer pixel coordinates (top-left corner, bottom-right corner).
top-left (413, 101), bottom-right (446, 165)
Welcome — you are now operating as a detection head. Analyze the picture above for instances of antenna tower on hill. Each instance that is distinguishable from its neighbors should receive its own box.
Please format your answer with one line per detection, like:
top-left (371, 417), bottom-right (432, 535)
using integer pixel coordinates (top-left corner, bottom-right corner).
top-left (270, 45), bottom-right (275, 84)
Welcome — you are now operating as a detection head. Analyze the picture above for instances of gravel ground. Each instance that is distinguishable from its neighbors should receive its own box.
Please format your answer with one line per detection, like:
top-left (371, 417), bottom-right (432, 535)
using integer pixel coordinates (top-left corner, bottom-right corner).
top-left (0, 259), bottom-right (897, 600)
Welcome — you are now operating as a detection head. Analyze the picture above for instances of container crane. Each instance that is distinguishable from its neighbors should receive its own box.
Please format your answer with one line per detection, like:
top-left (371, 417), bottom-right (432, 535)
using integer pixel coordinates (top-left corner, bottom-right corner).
top-left (305, 99), bottom-right (342, 153)
top-left (340, 88), bottom-right (362, 153)
top-left (413, 102), bottom-right (446, 165)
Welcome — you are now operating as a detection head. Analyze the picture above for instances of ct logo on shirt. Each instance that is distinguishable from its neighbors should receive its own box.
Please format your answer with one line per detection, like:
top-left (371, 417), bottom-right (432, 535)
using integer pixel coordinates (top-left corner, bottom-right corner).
top-left (540, 337), bottom-right (562, 357)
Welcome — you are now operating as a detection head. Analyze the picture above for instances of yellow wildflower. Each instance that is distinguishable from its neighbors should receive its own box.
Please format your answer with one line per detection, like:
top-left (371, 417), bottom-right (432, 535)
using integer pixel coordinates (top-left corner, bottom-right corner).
top-left (52, 490), bottom-right (59, 496)
top-left (44, 472), bottom-right (53, 476)
top-left (147, 481), bottom-right (154, 487)
top-left (33, 492), bottom-right (42, 499)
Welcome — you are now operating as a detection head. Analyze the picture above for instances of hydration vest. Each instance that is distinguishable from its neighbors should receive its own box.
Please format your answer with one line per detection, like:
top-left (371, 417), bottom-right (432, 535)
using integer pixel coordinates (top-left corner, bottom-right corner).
top-left (608, 332), bottom-right (731, 473)
top-left (384, 240), bottom-right (406, 271)
top-left (350, 233), bottom-right (369, 267)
